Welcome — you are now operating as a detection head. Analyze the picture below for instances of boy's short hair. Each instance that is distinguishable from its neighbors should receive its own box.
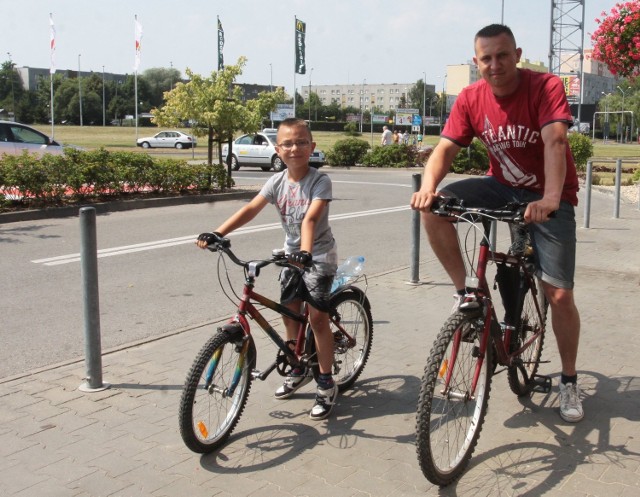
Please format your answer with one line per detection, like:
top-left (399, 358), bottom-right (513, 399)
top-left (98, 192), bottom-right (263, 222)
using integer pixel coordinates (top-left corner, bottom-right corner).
top-left (278, 117), bottom-right (313, 141)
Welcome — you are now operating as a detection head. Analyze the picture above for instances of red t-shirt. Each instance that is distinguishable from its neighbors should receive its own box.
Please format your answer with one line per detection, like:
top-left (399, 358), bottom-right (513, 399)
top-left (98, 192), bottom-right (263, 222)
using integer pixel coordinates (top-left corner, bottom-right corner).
top-left (442, 69), bottom-right (579, 205)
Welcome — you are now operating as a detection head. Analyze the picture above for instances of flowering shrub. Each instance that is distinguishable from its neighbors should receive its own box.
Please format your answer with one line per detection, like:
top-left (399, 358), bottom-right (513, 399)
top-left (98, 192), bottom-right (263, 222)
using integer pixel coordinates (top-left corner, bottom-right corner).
top-left (591, 1), bottom-right (640, 79)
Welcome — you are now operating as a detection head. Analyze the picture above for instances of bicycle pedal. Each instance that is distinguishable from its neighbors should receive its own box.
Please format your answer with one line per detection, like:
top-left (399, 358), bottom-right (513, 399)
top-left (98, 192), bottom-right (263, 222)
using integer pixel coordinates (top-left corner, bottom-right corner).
top-left (532, 374), bottom-right (552, 393)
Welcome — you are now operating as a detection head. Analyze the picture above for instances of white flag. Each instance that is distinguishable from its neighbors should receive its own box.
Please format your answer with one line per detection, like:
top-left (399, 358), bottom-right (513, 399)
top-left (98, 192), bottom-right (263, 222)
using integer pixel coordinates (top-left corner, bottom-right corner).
top-left (134, 16), bottom-right (143, 71)
top-left (49, 13), bottom-right (56, 74)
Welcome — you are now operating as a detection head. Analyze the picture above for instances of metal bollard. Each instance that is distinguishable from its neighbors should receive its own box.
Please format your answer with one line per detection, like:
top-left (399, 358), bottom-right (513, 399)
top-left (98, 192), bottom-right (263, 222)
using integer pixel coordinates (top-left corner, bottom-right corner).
top-left (584, 160), bottom-right (592, 228)
top-left (408, 173), bottom-right (422, 284)
top-left (79, 207), bottom-right (109, 392)
top-left (614, 159), bottom-right (622, 219)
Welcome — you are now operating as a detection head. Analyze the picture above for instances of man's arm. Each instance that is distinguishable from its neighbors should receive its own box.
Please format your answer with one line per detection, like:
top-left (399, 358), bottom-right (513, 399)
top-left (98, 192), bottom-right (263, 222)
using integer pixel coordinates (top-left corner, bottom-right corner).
top-left (525, 122), bottom-right (568, 223)
top-left (410, 138), bottom-right (461, 211)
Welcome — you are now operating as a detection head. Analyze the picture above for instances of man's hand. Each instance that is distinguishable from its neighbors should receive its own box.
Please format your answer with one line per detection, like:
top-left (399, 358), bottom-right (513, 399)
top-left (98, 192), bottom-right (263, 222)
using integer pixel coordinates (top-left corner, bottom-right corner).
top-left (288, 250), bottom-right (313, 267)
top-left (524, 198), bottom-right (559, 224)
top-left (410, 190), bottom-right (437, 212)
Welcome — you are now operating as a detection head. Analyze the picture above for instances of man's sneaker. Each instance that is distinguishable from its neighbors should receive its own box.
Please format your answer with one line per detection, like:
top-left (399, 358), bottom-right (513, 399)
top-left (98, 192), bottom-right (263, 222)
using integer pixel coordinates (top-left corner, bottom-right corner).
top-left (274, 372), bottom-right (312, 400)
top-left (309, 384), bottom-right (338, 421)
top-left (559, 382), bottom-right (584, 422)
top-left (451, 293), bottom-right (480, 314)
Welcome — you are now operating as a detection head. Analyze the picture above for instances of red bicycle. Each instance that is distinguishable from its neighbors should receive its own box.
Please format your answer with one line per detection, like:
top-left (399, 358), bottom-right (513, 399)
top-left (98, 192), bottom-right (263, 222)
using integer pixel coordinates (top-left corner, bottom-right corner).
top-left (415, 197), bottom-right (550, 485)
top-left (179, 236), bottom-right (373, 453)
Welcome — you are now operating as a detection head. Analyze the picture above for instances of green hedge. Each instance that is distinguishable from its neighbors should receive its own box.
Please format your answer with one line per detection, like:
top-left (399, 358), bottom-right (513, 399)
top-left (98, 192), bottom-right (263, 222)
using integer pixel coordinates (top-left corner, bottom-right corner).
top-left (0, 148), bottom-right (224, 209)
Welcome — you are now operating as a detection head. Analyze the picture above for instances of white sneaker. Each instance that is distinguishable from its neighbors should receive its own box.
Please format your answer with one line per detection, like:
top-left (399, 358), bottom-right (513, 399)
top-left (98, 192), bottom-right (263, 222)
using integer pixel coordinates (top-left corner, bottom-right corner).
top-left (451, 293), bottom-right (480, 314)
top-left (559, 382), bottom-right (584, 422)
top-left (274, 372), bottom-right (312, 400)
top-left (309, 384), bottom-right (338, 420)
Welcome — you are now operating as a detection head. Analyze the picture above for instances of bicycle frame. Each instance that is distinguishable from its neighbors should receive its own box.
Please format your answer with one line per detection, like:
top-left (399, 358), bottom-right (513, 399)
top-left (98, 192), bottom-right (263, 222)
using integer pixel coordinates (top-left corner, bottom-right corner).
top-left (451, 219), bottom-right (546, 399)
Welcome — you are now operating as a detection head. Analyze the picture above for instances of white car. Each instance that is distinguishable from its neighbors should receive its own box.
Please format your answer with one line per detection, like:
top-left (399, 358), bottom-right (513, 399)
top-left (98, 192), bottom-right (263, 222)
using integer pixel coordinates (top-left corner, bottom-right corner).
top-left (222, 129), bottom-right (325, 172)
top-left (136, 131), bottom-right (197, 149)
top-left (0, 121), bottom-right (68, 156)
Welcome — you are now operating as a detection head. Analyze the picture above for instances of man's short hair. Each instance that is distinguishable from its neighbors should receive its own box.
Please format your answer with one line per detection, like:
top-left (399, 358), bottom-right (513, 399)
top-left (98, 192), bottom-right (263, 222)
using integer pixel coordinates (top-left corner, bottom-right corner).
top-left (475, 24), bottom-right (517, 47)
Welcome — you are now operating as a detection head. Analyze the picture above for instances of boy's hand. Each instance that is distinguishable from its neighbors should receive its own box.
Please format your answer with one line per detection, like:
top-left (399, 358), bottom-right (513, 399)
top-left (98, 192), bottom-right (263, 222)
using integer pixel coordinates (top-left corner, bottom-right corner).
top-left (196, 232), bottom-right (228, 249)
top-left (288, 250), bottom-right (312, 267)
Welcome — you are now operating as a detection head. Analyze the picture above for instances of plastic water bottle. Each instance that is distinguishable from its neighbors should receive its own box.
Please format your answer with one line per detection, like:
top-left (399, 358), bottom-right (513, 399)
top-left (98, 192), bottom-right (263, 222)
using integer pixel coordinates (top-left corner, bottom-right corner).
top-left (331, 256), bottom-right (365, 292)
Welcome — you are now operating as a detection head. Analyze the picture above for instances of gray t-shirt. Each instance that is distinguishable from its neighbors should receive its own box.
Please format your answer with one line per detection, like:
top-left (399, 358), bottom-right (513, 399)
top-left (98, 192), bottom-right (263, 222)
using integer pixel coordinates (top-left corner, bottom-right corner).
top-left (260, 168), bottom-right (336, 262)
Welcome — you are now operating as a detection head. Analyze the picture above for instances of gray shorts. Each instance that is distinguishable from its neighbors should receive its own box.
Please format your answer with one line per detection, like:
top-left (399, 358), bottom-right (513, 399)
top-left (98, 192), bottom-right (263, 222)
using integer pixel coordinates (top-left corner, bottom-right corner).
top-left (440, 176), bottom-right (576, 289)
top-left (280, 262), bottom-right (337, 312)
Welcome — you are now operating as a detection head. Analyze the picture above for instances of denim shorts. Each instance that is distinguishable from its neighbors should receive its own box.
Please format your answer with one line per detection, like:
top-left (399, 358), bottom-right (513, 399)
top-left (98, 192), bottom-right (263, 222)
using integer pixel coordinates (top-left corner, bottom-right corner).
top-left (440, 176), bottom-right (577, 289)
top-left (279, 262), bottom-right (337, 312)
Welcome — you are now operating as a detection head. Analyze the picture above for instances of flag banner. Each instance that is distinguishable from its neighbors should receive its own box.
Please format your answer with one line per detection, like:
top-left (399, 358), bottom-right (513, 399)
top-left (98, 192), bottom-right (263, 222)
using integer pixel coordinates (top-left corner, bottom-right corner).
top-left (295, 18), bottom-right (306, 75)
top-left (134, 16), bottom-right (143, 71)
top-left (217, 17), bottom-right (224, 70)
top-left (49, 13), bottom-right (56, 74)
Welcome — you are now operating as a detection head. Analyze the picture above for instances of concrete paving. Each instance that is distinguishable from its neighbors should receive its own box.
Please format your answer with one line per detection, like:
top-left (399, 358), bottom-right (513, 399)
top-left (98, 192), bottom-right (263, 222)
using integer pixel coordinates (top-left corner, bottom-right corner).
top-left (1, 184), bottom-right (639, 497)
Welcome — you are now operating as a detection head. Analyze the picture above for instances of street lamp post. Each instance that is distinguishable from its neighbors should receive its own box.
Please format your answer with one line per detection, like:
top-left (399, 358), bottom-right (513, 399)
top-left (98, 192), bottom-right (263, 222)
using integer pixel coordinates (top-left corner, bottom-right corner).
top-left (360, 79), bottom-right (366, 133)
top-left (617, 85), bottom-right (626, 142)
top-left (78, 54), bottom-right (83, 127)
top-left (601, 92), bottom-right (611, 142)
top-left (308, 67), bottom-right (313, 128)
top-left (102, 66), bottom-right (106, 126)
top-left (422, 72), bottom-right (426, 136)
top-left (6, 52), bottom-right (16, 121)
top-left (269, 62), bottom-right (273, 127)
top-left (439, 74), bottom-right (447, 133)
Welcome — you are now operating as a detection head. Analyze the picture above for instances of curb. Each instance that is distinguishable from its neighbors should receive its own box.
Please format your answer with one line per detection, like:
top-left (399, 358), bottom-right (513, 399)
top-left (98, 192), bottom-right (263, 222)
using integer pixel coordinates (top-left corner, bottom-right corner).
top-left (0, 189), bottom-right (258, 224)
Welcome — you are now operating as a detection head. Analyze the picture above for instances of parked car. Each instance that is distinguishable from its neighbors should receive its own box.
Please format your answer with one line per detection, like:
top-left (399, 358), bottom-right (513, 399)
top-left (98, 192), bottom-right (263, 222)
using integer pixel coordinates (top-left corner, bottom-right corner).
top-left (0, 120), bottom-right (68, 156)
top-left (136, 130), bottom-right (197, 149)
top-left (222, 129), bottom-right (324, 172)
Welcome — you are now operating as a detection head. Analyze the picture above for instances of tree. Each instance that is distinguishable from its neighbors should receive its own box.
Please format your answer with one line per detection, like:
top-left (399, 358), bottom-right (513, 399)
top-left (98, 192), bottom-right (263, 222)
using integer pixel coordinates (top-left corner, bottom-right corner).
top-left (152, 57), bottom-right (286, 187)
top-left (591, 1), bottom-right (640, 79)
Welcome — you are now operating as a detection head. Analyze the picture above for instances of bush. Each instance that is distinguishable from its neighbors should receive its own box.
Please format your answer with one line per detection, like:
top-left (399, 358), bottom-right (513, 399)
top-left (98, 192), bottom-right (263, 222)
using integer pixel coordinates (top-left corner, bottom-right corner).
top-left (326, 138), bottom-right (370, 167)
top-left (343, 122), bottom-right (360, 136)
top-left (451, 139), bottom-right (490, 174)
top-left (361, 143), bottom-right (419, 168)
top-left (567, 132), bottom-right (594, 171)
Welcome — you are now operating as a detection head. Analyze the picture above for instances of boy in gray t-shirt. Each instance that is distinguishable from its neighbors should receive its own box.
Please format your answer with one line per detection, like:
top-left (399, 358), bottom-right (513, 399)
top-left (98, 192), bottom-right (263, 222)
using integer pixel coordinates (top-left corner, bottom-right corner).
top-left (196, 118), bottom-right (338, 421)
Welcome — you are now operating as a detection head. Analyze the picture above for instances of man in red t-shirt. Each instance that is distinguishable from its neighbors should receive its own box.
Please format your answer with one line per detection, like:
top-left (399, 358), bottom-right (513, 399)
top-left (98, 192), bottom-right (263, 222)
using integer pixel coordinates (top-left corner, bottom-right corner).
top-left (411, 24), bottom-right (583, 423)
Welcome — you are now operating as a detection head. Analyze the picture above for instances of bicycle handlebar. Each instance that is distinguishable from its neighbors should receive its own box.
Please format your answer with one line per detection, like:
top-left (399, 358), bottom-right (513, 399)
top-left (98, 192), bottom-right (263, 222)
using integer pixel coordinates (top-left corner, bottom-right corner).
top-left (430, 196), bottom-right (528, 224)
top-left (205, 238), bottom-right (304, 274)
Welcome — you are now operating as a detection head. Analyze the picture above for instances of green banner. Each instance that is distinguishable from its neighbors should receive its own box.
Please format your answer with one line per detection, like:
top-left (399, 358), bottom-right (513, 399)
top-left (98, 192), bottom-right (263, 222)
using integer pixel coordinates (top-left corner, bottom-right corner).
top-left (217, 17), bottom-right (224, 71)
top-left (295, 18), bottom-right (306, 75)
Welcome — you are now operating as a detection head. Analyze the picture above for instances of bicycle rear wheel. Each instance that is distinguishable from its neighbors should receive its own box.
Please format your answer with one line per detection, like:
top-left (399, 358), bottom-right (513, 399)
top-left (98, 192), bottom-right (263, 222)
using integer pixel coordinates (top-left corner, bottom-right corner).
top-left (416, 313), bottom-right (493, 486)
top-left (326, 291), bottom-right (373, 392)
top-left (179, 326), bottom-right (256, 453)
top-left (507, 277), bottom-right (547, 396)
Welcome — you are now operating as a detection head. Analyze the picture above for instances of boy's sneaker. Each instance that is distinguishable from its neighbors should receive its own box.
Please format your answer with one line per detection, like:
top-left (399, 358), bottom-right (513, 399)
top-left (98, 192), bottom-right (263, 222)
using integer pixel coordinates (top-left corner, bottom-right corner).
top-left (274, 372), bottom-right (312, 400)
top-left (559, 382), bottom-right (584, 422)
top-left (309, 384), bottom-right (338, 421)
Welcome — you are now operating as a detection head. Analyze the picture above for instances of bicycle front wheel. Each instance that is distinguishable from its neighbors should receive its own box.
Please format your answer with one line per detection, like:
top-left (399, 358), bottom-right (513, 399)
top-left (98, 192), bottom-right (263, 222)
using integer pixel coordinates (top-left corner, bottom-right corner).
top-left (328, 291), bottom-right (373, 392)
top-left (416, 313), bottom-right (493, 486)
top-left (179, 327), bottom-right (256, 453)
top-left (507, 277), bottom-right (547, 396)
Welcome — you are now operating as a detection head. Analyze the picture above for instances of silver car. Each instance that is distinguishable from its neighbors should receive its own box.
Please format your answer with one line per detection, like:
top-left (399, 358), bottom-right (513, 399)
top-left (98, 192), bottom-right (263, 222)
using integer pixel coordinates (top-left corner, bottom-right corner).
top-left (222, 129), bottom-right (324, 172)
top-left (136, 130), bottom-right (197, 149)
top-left (0, 121), bottom-right (66, 156)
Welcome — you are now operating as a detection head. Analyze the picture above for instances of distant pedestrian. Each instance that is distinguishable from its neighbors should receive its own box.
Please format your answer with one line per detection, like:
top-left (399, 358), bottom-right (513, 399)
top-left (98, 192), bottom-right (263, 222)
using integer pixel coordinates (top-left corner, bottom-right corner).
top-left (381, 125), bottom-right (393, 146)
top-left (392, 130), bottom-right (400, 144)
top-left (417, 133), bottom-right (423, 146)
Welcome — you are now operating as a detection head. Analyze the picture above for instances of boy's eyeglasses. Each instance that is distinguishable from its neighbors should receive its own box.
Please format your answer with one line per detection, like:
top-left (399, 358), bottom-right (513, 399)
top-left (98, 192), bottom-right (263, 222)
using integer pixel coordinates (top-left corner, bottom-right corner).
top-left (277, 140), bottom-right (311, 150)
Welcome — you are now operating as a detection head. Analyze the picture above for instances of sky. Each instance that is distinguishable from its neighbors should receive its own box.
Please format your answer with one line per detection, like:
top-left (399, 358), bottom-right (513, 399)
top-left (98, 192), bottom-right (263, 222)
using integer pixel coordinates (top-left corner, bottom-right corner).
top-left (2, 0), bottom-right (618, 96)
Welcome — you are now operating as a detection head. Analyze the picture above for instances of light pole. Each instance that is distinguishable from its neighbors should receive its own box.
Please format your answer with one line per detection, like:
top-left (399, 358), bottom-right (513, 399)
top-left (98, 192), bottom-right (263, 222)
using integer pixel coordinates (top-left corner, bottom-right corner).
top-left (360, 79), bottom-right (366, 133)
top-left (601, 92), bottom-right (611, 142)
top-left (308, 67), bottom-right (313, 128)
top-left (438, 74), bottom-right (447, 133)
top-left (269, 63), bottom-right (273, 127)
top-left (102, 66), bottom-right (106, 126)
top-left (6, 52), bottom-right (16, 121)
top-left (169, 61), bottom-right (173, 90)
top-left (78, 54), bottom-right (83, 126)
top-left (617, 85), bottom-right (626, 142)
top-left (422, 72), bottom-right (426, 136)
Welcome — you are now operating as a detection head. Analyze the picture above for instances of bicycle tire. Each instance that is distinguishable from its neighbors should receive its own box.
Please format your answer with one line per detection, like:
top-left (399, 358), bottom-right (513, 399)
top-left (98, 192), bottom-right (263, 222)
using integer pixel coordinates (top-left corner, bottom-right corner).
top-left (317, 291), bottom-right (373, 392)
top-left (507, 277), bottom-right (548, 396)
top-left (178, 327), bottom-right (256, 453)
top-left (416, 313), bottom-right (493, 486)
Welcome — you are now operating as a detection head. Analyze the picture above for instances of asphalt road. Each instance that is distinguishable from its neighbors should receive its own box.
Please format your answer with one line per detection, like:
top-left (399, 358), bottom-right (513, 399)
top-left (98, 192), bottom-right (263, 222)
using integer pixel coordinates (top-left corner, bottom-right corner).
top-left (0, 167), bottom-right (434, 379)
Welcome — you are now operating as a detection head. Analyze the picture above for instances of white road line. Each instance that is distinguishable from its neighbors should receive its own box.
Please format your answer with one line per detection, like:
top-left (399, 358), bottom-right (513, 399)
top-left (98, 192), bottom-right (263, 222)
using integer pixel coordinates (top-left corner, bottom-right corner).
top-left (32, 205), bottom-right (410, 266)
